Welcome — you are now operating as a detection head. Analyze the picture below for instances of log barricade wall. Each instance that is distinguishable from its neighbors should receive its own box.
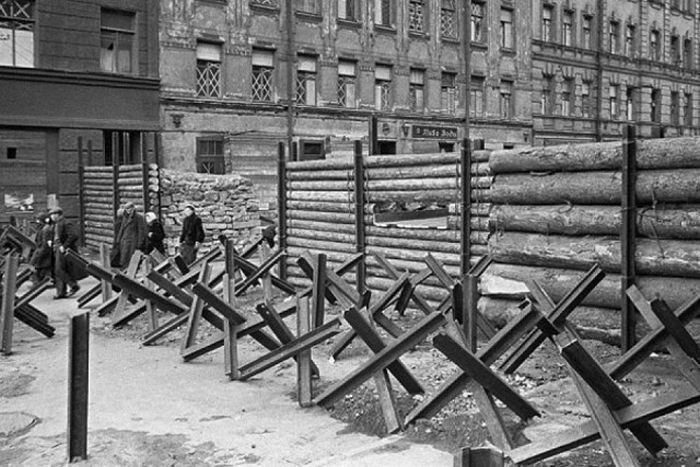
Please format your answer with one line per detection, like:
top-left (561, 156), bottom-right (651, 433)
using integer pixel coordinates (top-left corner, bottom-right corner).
top-left (483, 135), bottom-right (700, 344)
top-left (82, 163), bottom-right (160, 251)
top-left (284, 149), bottom-right (492, 308)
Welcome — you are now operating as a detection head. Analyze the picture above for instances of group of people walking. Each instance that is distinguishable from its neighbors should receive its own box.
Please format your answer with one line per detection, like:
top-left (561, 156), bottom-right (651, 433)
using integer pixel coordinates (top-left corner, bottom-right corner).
top-left (29, 203), bottom-right (205, 299)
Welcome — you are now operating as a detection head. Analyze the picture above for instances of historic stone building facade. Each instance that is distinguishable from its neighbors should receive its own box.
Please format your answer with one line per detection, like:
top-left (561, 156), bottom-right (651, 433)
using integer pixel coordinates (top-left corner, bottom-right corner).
top-left (159, 0), bottom-right (700, 190)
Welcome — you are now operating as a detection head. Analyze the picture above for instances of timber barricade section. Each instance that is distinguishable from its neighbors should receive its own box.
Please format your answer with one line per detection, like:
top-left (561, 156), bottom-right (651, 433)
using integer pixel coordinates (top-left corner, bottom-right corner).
top-left (484, 134), bottom-right (700, 346)
top-left (284, 149), bottom-right (492, 308)
top-left (82, 163), bottom-right (159, 250)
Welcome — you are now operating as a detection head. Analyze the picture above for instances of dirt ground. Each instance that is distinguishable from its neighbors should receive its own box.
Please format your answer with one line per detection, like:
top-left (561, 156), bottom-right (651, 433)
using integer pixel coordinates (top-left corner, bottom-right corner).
top-left (1, 275), bottom-right (699, 466)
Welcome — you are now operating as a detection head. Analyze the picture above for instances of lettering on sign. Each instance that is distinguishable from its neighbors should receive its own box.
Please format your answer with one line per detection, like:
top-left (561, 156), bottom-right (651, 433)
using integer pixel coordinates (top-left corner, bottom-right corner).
top-left (411, 125), bottom-right (458, 140)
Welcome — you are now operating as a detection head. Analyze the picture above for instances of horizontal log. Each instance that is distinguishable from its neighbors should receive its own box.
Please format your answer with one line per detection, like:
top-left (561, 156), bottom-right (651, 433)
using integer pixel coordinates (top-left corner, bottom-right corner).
top-left (288, 178), bottom-right (469, 192)
top-left (287, 158), bottom-right (354, 171)
top-left (288, 219), bottom-right (356, 234)
top-left (287, 237), bottom-right (356, 254)
top-left (365, 153), bottom-right (459, 168)
top-left (85, 221), bottom-right (114, 229)
top-left (286, 247), bottom-right (355, 264)
top-left (472, 150), bottom-right (491, 162)
top-left (491, 205), bottom-right (700, 239)
top-left (489, 137), bottom-right (700, 174)
top-left (82, 184), bottom-right (113, 191)
top-left (365, 245), bottom-right (460, 267)
top-left (287, 191), bottom-right (353, 203)
top-left (286, 200), bottom-right (354, 213)
top-left (366, 225), bottom-right (460, 242)
top-left (84, 214), bottom-right (114, 223)
top-left (288, 228), bottom-right (356, 245)
top-left (367, 190), bottom-right (460, 203)
top-left (483, 263), bottom-right (700, 313)
top-left (489, 232), bottom-right (700, 277)
top-left (286, 169), bottom-right (354, 181)
top-left (366, 235), bottom-right (459, 254)
top-left (287, 209), bottom-right (356, 224)
top-left (490, 169), bottom-right (700, 205)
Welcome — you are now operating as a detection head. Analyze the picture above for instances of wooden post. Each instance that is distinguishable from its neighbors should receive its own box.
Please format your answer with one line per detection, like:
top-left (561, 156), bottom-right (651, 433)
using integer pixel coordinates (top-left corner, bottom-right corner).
top-left (77, 136), bottom-right (86, 246)
top-left (0, 254), bottom-right (18, 355)
top-left (369, 115), bottom-right (378, 156)
top-left (277, 142), bottom-right (288, 281)
top-left (67, 312), bottom-right (89, 462)
top-left (460, 138), bottom-right (472, 277)
top-left (141, 134), bottom-right (150, 213)
top-left (99, 244), bottom-right (112, 301)
top-left (223, 272), bottom-right (239, 380)
top-left (621, 124), bottom-right (637, 351)
top-left (144, 260), bottom-right (158, 331)
top-left (259, 242), bottom-right (273, 302)
top-left (111, 132), bottom-right (119, 219)
top-left (464, 274), bottom-right (478, 352)
top-left (312, 253), bottom-right (327, 328)
top-left (353, 140), bottom-right (366, 294)
top-left (297, 294), bottom-right (313, 407)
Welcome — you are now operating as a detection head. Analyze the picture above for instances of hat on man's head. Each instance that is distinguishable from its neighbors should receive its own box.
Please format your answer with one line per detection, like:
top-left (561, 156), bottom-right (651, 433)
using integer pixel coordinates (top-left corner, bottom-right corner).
top-left (49, 207), bottom-right (63, 215)
top-left (185, 204), bottom-right (195, 212)
top-left (123, 202), bottom-right (135, 209)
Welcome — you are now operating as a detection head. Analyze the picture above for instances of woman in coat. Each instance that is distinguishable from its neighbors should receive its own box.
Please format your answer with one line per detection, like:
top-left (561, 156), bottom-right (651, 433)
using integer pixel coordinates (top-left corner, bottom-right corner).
top-left (30, 213), bottom-right (54, 283)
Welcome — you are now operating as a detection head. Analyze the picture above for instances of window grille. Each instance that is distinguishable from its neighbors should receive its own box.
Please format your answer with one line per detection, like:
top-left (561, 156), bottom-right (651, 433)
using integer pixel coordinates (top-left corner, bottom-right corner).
top-left (252, 49), bottom-right (274, 102)
top-left (500, 8), bottom-right (513, 48)
top-left (441, 72), bottom-right (456, 114)
top-left (500, 82), bottom-right (512, 119)
top-left (409, 69), bottom-right (424, 112)
top-left (470, 77), bottom-right (484, 117)
top-left (408, 0), bottom-right (424, 33)
top-left (375, 65), bottom-right (392, 111)
top-left (0, 0), bottom-right (34, 67)
top-left (196, 138), bottom-right (225, 175)
top-left (196, 43), bottom-right (222, 98)
top-left (338, 60), bottom-right (356, 107)
top-left (296, 56), bottom-right (317, 105)
top-left (375, 0), bottom-right (392, 26)
top-left (440, 0), bottom-right (456, 38)
top-left (471, 2), bottom-right (484, 41)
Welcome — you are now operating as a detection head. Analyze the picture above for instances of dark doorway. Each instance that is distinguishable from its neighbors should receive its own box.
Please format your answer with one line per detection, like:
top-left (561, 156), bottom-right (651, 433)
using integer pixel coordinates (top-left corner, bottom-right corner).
top-left (377, 140), bottom-right (396, 155)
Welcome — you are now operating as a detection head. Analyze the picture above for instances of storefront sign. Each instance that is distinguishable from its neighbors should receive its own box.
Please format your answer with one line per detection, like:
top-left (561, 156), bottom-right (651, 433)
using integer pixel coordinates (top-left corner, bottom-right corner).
top-left (411, 125), bottom-right (458, 140)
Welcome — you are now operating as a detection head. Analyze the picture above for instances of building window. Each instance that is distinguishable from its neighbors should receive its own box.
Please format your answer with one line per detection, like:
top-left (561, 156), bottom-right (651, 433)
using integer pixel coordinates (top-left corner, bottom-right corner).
top-left (500, 8), bottom-right (513, 49)
top-left (375, 64), bottom-right (392, 111)
top-left (470, 76), bottom-right (484, 117)
top-left (541, 76), bottom-right (553, 114)
top-left (375, 0), bottom-right (393, 27)
top-left (195, 43), bottom-right (222, 98)
top-left (582, 16), bottom-right (592, 49)
top-left (625, 25), bottom-right (635, 56)
top-left (252, 49), bottom-right (274, 102)
top-left (609, 84), bottom-right (619, 119)
top-left (296, 55), bottom-right (317, 106)
top-left (684, 38), bottom-right (693, 69)
top-left (196, 137), bottom-right (225, 175)
top-left (337, 60), bottom-right (356, 108)
top-left (582, 82), bottom-right (592, 118)
top-left (0, 0), bottom-right (34, 67)
top-left (626, 87), bottom-right (636, 120)
top-left (337, 0), bottom-right (357, 20)
top-left (651, 88), bottom-right (661, 122)
top-left (408, 0), bottom-right (425, 33)
top-left (440, 0), bottom-right (457, 39)
top-left (299, 140), bottom-right (325, 161)
top-left (100, 9), bottom-right (135, 74)
top-left (609, 21), bottom-right (619, 53)
top-left (671, 35), bottom-right (681, 66)
top-left (441, 72), bottom-right (456, 114)
top-left (542, 5), bottom-right (553, 42)
top-left (650, 29), bottom-right (660, 61)
top-left (471, 2), bottom-right (485, 42)
top-left (500, 81), bottom-right (512, 119)
top-left (297, 0), bottom-right (320, 15)
top-left (562, 78), bottom-right (574, 116)
top-left (409, 69), bottom-right (425, 112)
top-left (685, 93), bottom-right (693, 126)
top-left (562, 10), bottom-right (573, 47)
top-left (671, 91), bottom-right (680, 125)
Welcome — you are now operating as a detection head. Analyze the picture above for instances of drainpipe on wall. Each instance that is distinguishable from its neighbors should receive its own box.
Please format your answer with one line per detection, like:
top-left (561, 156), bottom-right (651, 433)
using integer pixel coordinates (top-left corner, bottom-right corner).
top-left (595, 0), bottom-right (604, 142)
top-left (285, 0), bottom-right (295, 160)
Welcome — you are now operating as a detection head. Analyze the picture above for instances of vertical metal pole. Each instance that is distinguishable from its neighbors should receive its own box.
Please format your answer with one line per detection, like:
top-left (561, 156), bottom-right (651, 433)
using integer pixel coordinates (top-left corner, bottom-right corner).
top-left (460, 138), bottom-right (472, 276)
top-left (464, 274), bottom-right (478, 353)
top-left (463, 0), bottom-right (471, 143)
top-left (353, 140), bottom-right (366, 294)
top-left (111, 132), bottom-right (119, 220)
top-left (285, 0), bottom-right (295, 156)
top-left (621, 124), bottom-right (637, 351)
top-left (141, 134), bottom-right (150, 213)
top-left (154, 133), bottom-right (163, 220)
top-left (67, 312), bottom-right (89, 462)
top-left (277, 142), bottom-right (288, 280)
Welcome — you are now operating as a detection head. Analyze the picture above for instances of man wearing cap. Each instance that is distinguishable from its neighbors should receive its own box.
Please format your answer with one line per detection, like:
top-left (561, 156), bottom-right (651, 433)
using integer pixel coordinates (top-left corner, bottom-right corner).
top-left (144, 211), bottom-right (166, 255)
top-left (179, 205), bottom-right (204, 264)
top-left (112, 202), bottom-right (147, 269)
top-left (49, 207), bottom-right (81, 298)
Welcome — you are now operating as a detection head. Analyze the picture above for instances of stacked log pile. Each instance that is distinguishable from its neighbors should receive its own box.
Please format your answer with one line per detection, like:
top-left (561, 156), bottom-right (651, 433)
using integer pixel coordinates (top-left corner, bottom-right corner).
top-left (483, 137), bottom-right (700, 342)
top-left (284, 151), bottom-right (493, 308)
top-left (117, 164), bottom-right (146, 212)
top-left (83, 166), bottom-right (115, 249)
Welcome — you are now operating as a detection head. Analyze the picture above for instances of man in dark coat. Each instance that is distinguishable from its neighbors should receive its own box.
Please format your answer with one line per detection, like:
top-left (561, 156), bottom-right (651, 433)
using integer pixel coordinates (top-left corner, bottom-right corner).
top-left (50, 207), bottom-right (82, 298)
top-left (112, 202), bottom-right (147, 269)
top-left (144, 211), bottom-right (166, 255)
top-left (30, 213), bottom-right (54, 283)
top-left (179, 205), bottom-right (204, 264)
